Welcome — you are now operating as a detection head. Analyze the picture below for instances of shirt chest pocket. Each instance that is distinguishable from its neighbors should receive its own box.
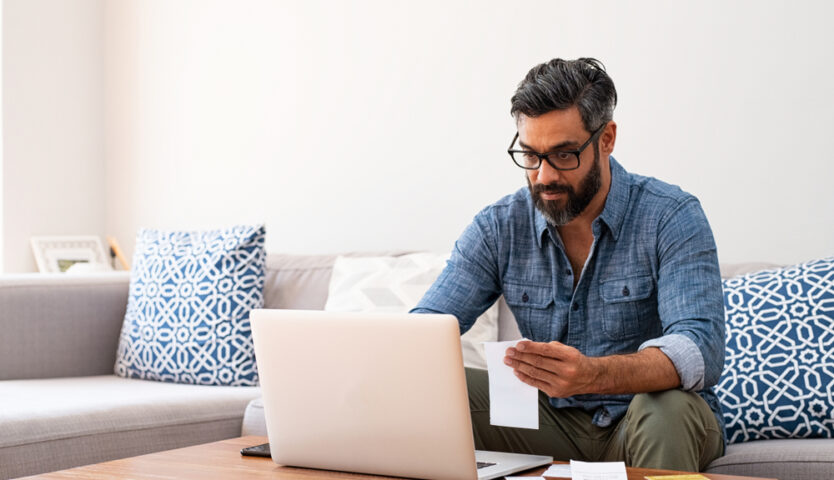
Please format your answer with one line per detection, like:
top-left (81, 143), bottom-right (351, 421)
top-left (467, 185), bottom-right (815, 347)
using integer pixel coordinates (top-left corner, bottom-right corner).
top-left (599, 275), bottom-right (656, 340)
top-left (503, 281), bottom-right (554, 341)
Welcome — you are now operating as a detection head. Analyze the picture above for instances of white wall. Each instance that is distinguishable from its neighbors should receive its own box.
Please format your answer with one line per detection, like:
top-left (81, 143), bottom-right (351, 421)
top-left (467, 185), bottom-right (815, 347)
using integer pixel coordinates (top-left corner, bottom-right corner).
top-left (0, 0), bottom-right (813, 270)
top-left (0, 0), bottom-right (4, 273)
top-left (102, 0), bottom-right (834, 266)
top-left (2, 0), bottom-right (105, 272)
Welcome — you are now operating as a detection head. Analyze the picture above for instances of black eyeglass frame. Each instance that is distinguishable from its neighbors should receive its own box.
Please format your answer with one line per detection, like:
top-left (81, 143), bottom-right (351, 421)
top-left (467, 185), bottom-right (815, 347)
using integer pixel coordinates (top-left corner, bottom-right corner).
top-left (507, 122), bottom-right (607, 171)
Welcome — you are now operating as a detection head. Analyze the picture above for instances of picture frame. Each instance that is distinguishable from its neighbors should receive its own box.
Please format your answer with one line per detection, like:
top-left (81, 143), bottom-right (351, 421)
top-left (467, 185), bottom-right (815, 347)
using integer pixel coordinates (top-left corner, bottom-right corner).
top-left (30, 236), bottom-right (112, 273)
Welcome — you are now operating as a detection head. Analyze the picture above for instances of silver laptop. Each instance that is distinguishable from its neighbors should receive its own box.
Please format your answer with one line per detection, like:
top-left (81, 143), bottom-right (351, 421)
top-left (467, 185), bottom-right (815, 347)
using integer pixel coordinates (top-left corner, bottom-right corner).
top-left (250, 309), bottom-right (553, 480)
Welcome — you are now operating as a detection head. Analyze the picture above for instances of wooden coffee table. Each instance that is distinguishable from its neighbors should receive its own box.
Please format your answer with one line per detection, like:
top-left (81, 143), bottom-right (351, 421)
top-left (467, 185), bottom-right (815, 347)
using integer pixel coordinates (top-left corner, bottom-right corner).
top-left (24, 436), bottom-right (775, 480)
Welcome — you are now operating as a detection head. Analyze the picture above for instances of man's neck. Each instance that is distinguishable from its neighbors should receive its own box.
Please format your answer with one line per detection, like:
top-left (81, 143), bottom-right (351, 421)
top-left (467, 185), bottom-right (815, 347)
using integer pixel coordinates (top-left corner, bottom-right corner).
top-left (556, 169), bottom-right (612, 239)
top-left (554, 162), bottom-right (612, 286)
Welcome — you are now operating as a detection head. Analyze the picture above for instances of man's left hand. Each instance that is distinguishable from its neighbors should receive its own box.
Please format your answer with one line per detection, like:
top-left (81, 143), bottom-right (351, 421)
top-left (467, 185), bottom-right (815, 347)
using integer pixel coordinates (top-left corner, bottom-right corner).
top-left (505, 341), bottom-right (599, 398)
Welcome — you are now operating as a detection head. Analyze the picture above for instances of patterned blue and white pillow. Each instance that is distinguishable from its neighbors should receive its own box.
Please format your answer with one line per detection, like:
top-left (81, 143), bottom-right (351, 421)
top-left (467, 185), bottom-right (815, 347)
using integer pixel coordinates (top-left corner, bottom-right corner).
top-left (716, 256), bottom-right (834, 443)
top-left (115, 225), bottom-right (266, 386)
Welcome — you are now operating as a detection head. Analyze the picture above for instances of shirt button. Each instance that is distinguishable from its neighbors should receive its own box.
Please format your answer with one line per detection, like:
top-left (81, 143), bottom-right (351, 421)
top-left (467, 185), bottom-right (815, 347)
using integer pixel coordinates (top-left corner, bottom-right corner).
top-left (622, 286), bottom-right (630, 297)
top-left (572, 303), bottom-right (579, 311)
top-left (566, 270), bottom-right (572, 276)
top-left (522, 293), bottom-right (529, 303)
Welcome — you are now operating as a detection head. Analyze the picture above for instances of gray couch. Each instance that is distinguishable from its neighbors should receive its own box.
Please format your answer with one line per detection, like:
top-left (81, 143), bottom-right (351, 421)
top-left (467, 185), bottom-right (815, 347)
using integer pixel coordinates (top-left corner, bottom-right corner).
top-left (0, 273), bottom-right (261, 479)
top-left (1, 254), bottom-right (832, 479)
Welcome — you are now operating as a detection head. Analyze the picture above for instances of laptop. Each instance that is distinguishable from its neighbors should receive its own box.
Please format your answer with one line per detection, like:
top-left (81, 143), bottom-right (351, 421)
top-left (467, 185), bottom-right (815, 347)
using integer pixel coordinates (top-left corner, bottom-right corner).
top-left (249, 309), bottom-right (553, 480)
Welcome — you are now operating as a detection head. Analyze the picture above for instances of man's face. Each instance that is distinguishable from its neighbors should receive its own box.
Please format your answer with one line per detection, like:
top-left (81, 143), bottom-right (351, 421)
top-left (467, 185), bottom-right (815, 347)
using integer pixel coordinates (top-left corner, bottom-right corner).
top-left (517, 107), bottom-right (604, 226)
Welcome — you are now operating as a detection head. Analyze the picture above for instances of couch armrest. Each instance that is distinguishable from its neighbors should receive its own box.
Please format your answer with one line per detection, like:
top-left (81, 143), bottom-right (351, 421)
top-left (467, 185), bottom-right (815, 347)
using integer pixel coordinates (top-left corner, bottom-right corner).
top-left (0, 273), bottom-right (130, 380)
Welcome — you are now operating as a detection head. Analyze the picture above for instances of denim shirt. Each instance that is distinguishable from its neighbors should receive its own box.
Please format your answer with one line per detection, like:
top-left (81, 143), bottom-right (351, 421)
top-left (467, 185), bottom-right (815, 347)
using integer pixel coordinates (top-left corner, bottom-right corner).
top-left (413, 157), bottom-right (726, 437)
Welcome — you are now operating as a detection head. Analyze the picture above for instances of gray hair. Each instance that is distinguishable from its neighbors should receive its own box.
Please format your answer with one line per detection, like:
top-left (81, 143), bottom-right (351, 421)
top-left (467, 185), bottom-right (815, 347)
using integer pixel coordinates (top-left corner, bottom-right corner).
top-left (510, 58), bottom-right (617, 133)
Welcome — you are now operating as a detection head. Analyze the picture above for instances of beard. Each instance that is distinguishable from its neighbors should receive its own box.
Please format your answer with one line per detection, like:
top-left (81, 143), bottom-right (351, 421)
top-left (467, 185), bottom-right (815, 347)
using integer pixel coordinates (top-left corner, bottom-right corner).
top-left (528, 147), bottom-right (602, 226)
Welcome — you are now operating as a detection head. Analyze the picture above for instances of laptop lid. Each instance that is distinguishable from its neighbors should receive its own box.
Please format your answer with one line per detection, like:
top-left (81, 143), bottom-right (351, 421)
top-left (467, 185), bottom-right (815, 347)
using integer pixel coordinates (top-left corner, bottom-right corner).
top-left (250, 309), bottom-right (552, 480)
top-left (251, 309), bottom-right (479, 480)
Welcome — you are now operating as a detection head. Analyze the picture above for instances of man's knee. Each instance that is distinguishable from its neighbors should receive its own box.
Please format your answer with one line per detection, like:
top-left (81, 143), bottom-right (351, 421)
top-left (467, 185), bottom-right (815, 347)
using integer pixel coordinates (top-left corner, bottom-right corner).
top-left (627, 389), bottom-right (705, 429)
top-left (623, 389), bottom-right (722, 470)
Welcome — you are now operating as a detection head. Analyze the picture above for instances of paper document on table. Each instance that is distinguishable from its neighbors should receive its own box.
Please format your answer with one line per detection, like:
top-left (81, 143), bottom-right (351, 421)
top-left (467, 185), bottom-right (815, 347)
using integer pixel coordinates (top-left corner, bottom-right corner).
top-left (483, 339), bottom-right (539, 429)
top-left (569, 460), bottom-right (626, 480)
top-left (542, 463), bottom-right (573, 477)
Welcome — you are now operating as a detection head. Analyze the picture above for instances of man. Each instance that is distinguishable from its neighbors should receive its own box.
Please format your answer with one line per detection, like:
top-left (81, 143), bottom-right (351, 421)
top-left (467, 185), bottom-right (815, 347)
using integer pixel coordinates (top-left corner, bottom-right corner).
top-left (412, 58), bottom-right (726, 471)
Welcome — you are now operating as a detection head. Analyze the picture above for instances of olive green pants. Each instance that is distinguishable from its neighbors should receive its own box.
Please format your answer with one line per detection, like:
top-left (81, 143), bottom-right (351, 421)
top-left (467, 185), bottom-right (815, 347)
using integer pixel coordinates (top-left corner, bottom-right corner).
top-left (465, 368), bottom-right (724, 472)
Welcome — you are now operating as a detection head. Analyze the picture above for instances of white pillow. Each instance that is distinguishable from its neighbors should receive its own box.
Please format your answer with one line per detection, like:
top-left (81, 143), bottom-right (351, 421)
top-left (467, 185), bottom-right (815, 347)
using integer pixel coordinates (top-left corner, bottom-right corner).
top-left (324, 253), bottom-right (498, 369)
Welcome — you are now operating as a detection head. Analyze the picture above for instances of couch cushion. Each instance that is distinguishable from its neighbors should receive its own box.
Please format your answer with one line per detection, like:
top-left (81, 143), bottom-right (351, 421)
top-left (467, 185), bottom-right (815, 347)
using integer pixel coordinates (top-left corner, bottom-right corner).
top-left (716, 256), bottom-right (834, 443)
top-left (0, 375), bottom-right (260, 478)
top-left (115, 225), bottom-right (266, 386)
top-left (262, 251), bottom-right (413, 310)
top-left (263, 253), bottom-right (342, 310)
top-left (0, 273), bottom-right (130, 380)
top-left (705, 438), bottom-right (834, 479)
top-left (261, 252), bottom-right (526, 343)
top-left (323, 253), bottom-right (499, 369)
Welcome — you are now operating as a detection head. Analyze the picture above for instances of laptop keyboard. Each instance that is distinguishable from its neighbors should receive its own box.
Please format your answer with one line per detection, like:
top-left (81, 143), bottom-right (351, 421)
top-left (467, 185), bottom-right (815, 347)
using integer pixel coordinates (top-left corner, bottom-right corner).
top-left (476, 461), bottom-right (497, 469)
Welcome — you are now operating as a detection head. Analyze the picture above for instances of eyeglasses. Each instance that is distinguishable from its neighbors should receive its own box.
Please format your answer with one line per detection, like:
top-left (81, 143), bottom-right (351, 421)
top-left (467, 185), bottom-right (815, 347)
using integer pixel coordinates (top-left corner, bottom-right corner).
top-left (507, 122), bottom-right (606, 171)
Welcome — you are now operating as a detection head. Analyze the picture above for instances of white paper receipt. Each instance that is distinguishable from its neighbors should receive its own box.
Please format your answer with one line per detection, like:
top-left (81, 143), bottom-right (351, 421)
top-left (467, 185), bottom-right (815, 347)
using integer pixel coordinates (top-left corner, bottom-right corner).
top-left (483, 339), bottom-right (539, 429)
top-left (542, 463), bottom-right (573, 477)
top-left (569, 460), bottom-right (627, 480)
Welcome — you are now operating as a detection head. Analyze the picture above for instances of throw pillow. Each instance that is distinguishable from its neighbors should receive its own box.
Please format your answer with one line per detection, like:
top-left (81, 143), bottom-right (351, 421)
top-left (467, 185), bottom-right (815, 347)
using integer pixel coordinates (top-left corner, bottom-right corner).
top-left (716, 256), bottom-right (834, 443)
top-left (114, 225), bottom-right (266, 386)
top-left (324, 253), bottom-right (499, 369)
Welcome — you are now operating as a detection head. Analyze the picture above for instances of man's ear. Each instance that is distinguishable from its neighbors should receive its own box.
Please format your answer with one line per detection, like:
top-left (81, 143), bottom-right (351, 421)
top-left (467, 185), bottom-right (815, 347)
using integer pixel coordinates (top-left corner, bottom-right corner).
top-left (601, 121), bottom-right (617, 155)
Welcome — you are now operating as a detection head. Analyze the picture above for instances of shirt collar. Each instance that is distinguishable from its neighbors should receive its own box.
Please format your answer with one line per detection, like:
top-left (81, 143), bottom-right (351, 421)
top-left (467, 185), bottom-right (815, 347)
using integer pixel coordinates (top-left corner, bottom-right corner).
top-left (532, 155), bottom-right (629, 248)
top-left (534, 201), bottom-right (550, 249)
top-left (599, 156), bottom-right (628, 241)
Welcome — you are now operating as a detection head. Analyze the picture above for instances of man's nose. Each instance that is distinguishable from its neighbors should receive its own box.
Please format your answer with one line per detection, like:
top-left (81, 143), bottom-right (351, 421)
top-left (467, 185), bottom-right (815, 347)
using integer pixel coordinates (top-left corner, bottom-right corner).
top-left (536, 157), bottom-right (563, 184)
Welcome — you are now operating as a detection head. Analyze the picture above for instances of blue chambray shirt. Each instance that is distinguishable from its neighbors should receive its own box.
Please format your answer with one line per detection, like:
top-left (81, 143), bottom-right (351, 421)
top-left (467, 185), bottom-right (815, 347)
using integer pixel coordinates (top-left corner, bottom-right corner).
top-left (413, 157), bottom-right (726, 437)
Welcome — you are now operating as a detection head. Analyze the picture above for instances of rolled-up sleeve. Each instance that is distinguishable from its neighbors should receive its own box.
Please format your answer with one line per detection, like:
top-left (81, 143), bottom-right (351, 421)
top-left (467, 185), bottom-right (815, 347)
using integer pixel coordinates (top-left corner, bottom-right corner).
top-left (639, 334), bottom-right (705, 390)
top-left (649, 198), bottom-right (726, 391)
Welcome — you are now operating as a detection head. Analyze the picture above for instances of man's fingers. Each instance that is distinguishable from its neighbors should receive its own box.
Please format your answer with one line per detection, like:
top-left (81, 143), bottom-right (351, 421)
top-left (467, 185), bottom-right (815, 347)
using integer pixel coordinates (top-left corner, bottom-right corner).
top-left (509, 355), bottom-right (558, 382)
top-left (506, 341), bottom-right (588, 398)
top-left (516, 340), bottom-right (573, 359)
top-left (506, 350), bottom-right (556, 371)
top-left (513, 367), bottom-right (553, 393)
